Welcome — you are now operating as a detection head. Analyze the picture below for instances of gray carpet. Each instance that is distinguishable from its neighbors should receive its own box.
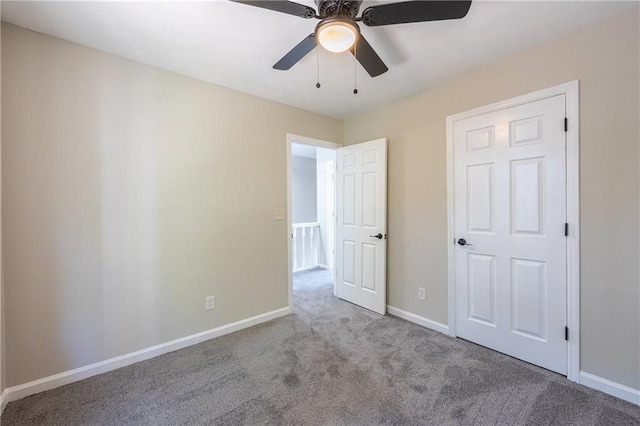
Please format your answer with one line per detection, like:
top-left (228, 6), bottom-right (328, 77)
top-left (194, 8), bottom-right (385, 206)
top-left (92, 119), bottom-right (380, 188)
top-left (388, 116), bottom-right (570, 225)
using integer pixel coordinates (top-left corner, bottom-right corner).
top-left (3, 268), bottom-right (640, 425)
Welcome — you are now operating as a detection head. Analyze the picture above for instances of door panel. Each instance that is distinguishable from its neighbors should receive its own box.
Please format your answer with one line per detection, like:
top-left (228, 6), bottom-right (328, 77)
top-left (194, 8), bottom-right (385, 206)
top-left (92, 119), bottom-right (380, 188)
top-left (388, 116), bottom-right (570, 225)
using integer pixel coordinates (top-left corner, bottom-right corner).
top-left (342, 240), bottom-right (356, 286)
top-left (511, 158), bottom-right (544, 235)
top-left (466, 126), bottom-right (494, 152)
top-left (336, 138), bottom-right (387, 314)
top-left (454, 95), bottom-right (567, 374)
top-left (342, 174), bottom-right (356, 225)
top-left (362, 172), bottom-right (377, 227)
top-left (467, 253), bottom-right (496, 326)
top-left (511, 258), bottom-right (547, 340)
top-left (362, 243), bottom-right (377, 292)
top-left (467, 163), bottom-right (494, 233)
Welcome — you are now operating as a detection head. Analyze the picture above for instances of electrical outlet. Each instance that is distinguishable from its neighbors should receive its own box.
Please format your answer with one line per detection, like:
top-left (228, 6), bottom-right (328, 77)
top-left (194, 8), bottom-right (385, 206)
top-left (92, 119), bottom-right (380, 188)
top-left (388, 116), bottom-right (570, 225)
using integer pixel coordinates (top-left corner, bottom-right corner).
top-left (274, 208), bottom-right (285, 221)
top-left (205, 296), bottom-right (215, 311)
top-left (418, 287), bottom-right (426, 301)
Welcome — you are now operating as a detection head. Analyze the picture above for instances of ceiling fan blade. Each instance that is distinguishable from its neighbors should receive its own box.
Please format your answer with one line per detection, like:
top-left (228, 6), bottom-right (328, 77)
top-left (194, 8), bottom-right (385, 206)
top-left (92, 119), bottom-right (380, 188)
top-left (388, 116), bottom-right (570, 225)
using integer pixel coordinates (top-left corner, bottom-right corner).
top-left (273, 34), bottom-right (317, 70)
top-left (361, 1), bottom-right (472, 27)
top-left (230, 0), bottom-right (316, 19)
top-left (350, 35), bottom-right (388, 77)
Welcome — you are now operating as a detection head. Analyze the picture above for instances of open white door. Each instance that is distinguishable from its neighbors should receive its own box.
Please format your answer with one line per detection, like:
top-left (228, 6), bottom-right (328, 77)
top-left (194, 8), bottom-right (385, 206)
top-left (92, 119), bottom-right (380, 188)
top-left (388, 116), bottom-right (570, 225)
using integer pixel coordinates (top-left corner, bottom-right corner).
top-left (336, 138), bottom-right (387, 314)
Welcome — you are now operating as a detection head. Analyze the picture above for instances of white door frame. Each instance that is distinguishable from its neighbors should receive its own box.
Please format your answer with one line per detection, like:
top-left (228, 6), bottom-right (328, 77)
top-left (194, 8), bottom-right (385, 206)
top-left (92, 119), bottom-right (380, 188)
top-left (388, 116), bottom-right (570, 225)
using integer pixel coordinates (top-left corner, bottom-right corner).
top-left (446, 81), bottom-right (580, 382)
top-left (286, 134), bottom-right (342, 310)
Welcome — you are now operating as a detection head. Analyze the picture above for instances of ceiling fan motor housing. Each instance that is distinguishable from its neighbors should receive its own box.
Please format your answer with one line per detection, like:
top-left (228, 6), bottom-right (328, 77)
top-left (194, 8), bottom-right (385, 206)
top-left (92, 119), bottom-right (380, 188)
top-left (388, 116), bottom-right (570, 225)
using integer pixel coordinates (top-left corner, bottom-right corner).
top-left (315, 0), bottom-right (362, 19)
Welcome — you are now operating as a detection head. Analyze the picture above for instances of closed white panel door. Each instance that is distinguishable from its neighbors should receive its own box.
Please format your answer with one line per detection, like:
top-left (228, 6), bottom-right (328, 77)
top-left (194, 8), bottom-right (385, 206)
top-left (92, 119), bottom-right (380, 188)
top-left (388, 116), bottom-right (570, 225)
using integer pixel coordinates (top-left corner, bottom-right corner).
top-left (336, 138), bottom-right (387, 314)
top-left (454, 95), bottom-right (567, 374)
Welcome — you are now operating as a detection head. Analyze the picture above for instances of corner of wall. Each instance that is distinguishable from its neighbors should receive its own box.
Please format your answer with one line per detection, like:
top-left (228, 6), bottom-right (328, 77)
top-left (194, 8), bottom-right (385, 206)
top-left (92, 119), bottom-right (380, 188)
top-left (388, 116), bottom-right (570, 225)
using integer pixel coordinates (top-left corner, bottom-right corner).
top-left (637, 4), bottom-right (640, 400)
top-left (0, 6), bottom-right (6, 406)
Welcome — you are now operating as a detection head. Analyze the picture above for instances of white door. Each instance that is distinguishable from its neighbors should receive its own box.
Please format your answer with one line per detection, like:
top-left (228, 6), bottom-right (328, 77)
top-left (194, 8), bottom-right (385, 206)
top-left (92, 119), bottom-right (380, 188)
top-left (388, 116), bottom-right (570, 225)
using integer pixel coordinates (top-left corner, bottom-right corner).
top-left (336, 138), bottom-right (387, 314)
top-left (453, 95), bottom-right (567, 374)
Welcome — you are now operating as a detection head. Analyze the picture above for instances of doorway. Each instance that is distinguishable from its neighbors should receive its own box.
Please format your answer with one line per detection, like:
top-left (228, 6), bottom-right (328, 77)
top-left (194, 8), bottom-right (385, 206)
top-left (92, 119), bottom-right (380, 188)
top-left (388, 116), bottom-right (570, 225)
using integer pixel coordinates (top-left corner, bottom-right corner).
top-left (287, 135), bottom-right (340, 309)
top-left (446, 81), bottom-right (580, 381)
top-left (287, 135), bottom-right (389, 316)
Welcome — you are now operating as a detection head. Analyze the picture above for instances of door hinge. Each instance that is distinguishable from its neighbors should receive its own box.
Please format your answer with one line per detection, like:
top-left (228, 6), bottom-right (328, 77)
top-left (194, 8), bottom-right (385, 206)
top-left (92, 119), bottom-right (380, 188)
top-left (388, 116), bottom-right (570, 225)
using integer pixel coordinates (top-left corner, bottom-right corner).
top-left (564, 117), bottom-right (568, 132)
top-left (565, 326), bottom-right (569, 341)
top-left (564, 223), bottom-right (569, 237)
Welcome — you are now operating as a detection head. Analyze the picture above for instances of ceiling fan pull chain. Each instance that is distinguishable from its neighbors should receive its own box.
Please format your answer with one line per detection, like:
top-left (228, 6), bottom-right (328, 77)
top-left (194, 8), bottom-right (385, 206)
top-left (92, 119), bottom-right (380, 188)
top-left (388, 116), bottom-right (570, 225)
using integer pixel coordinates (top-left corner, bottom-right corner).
top-left (316, 46), bottom-right (321, 88)
top-left (353, 42), bottom-right (358, 94)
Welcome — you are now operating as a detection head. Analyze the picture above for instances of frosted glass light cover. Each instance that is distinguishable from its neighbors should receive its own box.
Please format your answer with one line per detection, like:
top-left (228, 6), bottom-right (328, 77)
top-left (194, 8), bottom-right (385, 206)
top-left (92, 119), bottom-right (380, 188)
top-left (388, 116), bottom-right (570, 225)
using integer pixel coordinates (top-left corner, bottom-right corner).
top-left (318, 23), bottom-right (357, 53)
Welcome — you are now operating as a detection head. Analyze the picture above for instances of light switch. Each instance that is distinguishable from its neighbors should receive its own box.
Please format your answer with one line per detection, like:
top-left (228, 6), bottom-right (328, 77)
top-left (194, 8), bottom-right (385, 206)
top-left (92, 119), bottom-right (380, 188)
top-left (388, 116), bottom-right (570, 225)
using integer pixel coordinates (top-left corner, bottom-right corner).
top-left (274, 208), bottom-right (285, 221)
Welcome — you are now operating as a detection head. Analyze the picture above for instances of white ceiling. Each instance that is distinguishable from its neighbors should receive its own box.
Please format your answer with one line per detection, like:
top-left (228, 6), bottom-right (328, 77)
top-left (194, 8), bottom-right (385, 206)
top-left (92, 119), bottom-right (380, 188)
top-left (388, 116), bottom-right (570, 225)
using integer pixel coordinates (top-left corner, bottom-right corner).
top-left (2, 1), bottom-right (636, 118)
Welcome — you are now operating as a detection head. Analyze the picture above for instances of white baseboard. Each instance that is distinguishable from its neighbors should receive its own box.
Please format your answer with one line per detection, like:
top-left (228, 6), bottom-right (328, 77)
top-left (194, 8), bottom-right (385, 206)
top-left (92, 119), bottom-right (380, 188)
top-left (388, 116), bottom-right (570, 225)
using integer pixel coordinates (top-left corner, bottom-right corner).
top-left (1, 306), bottom-right (292, 409)
top-left (579, 371), bottom-right (640, 405)
top-left (293, 265), bottom-right (331, 273)
top-left (0, 389), bottom-right (8, 415)
top-left (293, 266), bottom-right (318, 273)
top-left (386, 305), bottom-right (450, 335)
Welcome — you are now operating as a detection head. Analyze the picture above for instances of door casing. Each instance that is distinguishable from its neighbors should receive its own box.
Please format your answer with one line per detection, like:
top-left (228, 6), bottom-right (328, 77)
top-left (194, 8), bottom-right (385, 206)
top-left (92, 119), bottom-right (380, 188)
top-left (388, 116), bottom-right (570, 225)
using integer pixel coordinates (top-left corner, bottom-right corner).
top-left (446, 81), bottom-right (580, 382)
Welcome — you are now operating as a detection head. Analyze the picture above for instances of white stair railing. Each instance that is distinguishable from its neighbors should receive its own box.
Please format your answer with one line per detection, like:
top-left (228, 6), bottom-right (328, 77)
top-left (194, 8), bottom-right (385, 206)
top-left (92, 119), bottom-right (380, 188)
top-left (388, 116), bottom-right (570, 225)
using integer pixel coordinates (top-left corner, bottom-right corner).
top-left (292, 222), bottom-right (321, 272)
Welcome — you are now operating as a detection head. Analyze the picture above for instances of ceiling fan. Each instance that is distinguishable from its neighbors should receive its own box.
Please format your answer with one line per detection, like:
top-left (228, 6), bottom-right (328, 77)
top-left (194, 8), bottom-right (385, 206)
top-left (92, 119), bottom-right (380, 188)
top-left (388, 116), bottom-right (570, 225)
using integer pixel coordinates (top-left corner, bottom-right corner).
top-left (231, 1), bottom-right (472, 77)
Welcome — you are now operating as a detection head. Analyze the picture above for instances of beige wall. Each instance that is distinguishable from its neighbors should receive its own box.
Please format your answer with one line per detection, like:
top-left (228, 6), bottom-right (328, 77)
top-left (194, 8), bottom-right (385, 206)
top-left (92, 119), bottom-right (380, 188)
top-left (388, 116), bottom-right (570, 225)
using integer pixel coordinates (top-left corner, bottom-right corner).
top-left (291, 156), bottom-right (318, 223)
top-left (344, 10), bottom-right (640, 389)
top-left (0, 8), bottom-right (4, 395)
top-left (1, 23), bottom-right (341, 387)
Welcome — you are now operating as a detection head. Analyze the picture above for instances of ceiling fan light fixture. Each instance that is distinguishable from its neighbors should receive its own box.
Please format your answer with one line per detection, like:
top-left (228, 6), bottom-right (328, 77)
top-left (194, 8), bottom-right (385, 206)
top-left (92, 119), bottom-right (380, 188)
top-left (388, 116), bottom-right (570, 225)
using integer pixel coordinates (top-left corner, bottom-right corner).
top-left (316, 19), bottom-right (359, 53)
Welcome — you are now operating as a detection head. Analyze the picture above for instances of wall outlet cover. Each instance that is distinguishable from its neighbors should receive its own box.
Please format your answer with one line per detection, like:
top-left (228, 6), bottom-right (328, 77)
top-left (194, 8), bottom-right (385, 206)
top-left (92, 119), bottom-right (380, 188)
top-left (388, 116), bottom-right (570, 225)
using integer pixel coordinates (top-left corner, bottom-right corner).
top-left (205, 296), bottom-right (215, 311)
top-left (274, 208), bottom-right (285, 221)
top-left (418, 287), bottom-right (426, 301)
